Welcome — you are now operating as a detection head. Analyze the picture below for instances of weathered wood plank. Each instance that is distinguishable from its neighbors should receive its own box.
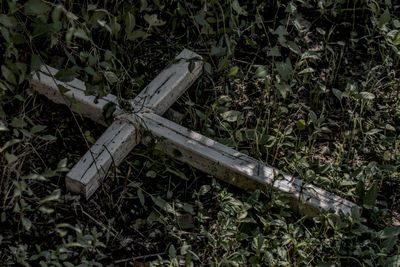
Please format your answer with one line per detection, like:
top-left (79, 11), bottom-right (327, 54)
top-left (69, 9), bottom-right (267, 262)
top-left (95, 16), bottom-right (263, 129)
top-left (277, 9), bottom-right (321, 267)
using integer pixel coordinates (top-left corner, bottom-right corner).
top-left (66, 120), bottom-right (139, 197)
top-left (132, 49), bottom-right (203, 114)
top-left (31, 65), bottom-right (117, 126)
top-left (137, 112), bottom-right (358, 217)
top-left (61, 49), bottom-right (202, 197)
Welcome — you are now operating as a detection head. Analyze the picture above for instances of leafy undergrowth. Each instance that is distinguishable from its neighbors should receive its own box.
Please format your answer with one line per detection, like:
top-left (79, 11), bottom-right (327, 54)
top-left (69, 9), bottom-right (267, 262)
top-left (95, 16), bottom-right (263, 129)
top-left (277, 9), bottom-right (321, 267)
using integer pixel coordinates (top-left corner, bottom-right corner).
top-left (1, 0), bottom-right (400, 266)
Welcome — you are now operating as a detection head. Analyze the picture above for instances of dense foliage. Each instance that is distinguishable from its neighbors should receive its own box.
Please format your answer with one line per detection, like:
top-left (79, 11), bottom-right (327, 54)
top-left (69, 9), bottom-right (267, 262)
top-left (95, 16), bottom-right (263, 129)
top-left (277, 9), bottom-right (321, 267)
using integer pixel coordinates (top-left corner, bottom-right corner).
top-left (0, 0), bottom-right (399, 266)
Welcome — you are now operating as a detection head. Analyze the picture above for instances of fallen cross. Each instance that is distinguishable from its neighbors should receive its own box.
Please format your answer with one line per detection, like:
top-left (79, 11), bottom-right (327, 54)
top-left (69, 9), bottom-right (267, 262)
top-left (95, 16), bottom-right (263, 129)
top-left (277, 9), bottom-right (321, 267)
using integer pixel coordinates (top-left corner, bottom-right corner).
top-left (30, 49), bottom-right (359, 217)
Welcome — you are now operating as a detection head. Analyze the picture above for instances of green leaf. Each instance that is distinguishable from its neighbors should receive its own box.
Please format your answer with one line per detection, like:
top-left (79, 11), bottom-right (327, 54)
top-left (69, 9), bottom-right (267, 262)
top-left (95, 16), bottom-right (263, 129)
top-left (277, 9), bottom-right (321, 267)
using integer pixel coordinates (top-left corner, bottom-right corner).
top-left (144, 14), bottom-right (166, 27)
top-left (297, 119), bottom-right (306, 130)
top-left (146, 170), bottom-right (157, 178)
top-left (378, 8), bottom-right (391, 28)
top-left (0, 15), bottom-right (17, 28)
top-left (30, 124), bottom-right (46, 134)
top-left (151, 196), bottom-right (176, 214)
top-left (359, 91), bottom-right (375, 100)
top-left (40, 135), bottom-right (57, 141)
top-left (55, 68), bottom-right (77, 82)
top-left (332, 88), bottom-right (343, 101)
top-left (22, 217), bottom-right (32, 231)
top-left (137, 188), bottom-right (145, 206)
top-left (1, 65), bottom-right (17, 85)
top-left (10, 118), bottom-right (27, 128)
top-left (51, 5), bottom-right (63, 22)
top-left (255, 66), bottom-right (268, 78)
top-left (221, 110), bottom-right (241, 122)
top-left (377, 227), bottom-right (400, 239)
top-left (5, 152), bottom-right (18, 164)
top-left (274, 81), bottom-right (291, 99)
top-left (363, 183), bottom-right (378, 208)
top-left (25, 0), bottom-right (51, 15)
top-left (127, 30), bottom-right (150, 40)
top-left (39, 189), bottom-right (61, 204)
top-left (267, 46), bottom-right (281, 57)
top-left (275, 58), bottom-right (293, 81)
top-left (103, 71), bottom-right (118, 84)
top-left (392, 31), bottom-right (400, 45)
top-left (57, 158), bottom-right (68, 171)
top-left (232, 0), bottom-right (248, 16)
top-left (1, 139), bottom-right (22, 152)
top-left (125, 12), bottom-right (136, 34)
top-left (74, 28), bottom-right (89, 41)
top-left (287, 41), bottom-right (301, 55)
top-left (210, 46), bottom-right (227, 57)
top-left (31, 54), bottom-right (42, 72)
top-left (298, 67), bottom-right (315, 75)
top-left (193, 15), bottom-right (208, 27)
top-left (228, 66), bottom-right (239, 77)
top-left (0, 121), bottom-right (9, 132)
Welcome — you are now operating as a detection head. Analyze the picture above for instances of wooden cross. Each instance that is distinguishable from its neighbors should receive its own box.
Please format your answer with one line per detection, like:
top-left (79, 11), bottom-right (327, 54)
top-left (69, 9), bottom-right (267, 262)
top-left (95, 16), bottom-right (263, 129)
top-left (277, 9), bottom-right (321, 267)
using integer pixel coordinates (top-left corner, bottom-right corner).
top-left (31, 49), bottom-right (359, 217)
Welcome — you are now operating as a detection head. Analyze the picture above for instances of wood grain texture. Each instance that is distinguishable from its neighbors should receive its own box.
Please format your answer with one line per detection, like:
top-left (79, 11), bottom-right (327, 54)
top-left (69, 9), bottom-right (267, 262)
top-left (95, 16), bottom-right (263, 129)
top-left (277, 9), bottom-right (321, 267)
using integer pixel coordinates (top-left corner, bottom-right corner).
top-left (138, 112), bottom-right (358, 217)
top-left (31, 65), bottom-right (117, 126)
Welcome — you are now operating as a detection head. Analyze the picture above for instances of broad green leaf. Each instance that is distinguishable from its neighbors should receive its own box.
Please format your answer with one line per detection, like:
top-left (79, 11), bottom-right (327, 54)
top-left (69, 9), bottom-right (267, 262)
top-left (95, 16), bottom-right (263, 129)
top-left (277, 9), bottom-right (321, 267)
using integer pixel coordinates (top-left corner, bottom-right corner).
top-left (1, 139), bottom-right (22, 152)
top-left (0, 121), bottom-right (8, 132)
top-left (39, 189), bottom-right (61, 204)
top-left (297, 119), bottom-right (306, 130)
top-left (298, 67), bottom-right (315, 75)
top-left (57, 158), bottom-right (68, 171)
top-left (30, 124), bottom-right (46, 134)
top-left (228, 66), bottom-right (239, 77)
top-left (221, 110), bottom-right (241, 122)
top-left (275, 58), bottom-right (293, 81)
top-left (255, 66), bottom-right (268, 78)
top-left (194, 15), bottom-right (208, 27)
top-left (55, 68), bottom-right (77, 82)
top-left (51, 5), bottom-right (63, 22)
top-left (22, 217), bottom-right (32, 231)
top-left (363, 183), bottom-right (378, 208)
top-left (359, 91), bottom-right (375, 100)
top-left (378, 8), bottom-right (391, 28)
top-left (287, 41), bottom-right (301, 55)
top-left (40, 135), bottom-right (57, 141)
top-left (144, 14), bottom-right (166, 27)
top-left (365, 128), bottom-right (381, 135)
top-left (210, 46), bottom-right (227, 57)
top-left (1, 65), bottom-right (17, 85)
top-left (146, 170), bottom-right (157, 178)
top-left (73, 28), bottom-right (89, 41)
top-left (103, 71), bottom-right (118, 84)
top-left (0, 15), bottom-right (17, 28)
top-left (31, 54), bottom-right (42, 72)
top-left (127, 30), bottom-right (149, 40)
top-left (25, 0), bottom-right (51, 15)
top-left (332, 88), bottom-right (343, 100)
top-left (274, 81), bottom-right (291, 99)
top-left (125, 12), bottom-right (136, 33)
top-left (10, 118), bottom-right (27, 128)
top-left (5, 152), bottom-right (18, 164)
top-left (267, 46), bottom-right (281, 57)
top-left (232, 0), bottom-right (248, 16)
top-left (151, 196), bottom-right (176, 214)
top-left (377, 227), bottom-right (400, 239)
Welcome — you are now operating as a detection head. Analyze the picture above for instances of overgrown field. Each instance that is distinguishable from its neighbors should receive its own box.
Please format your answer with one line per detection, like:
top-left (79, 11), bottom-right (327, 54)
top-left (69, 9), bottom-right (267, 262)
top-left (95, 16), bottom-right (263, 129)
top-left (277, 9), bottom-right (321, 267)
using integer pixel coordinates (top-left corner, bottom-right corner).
top-left (1, 0), bottom-right (400, 266)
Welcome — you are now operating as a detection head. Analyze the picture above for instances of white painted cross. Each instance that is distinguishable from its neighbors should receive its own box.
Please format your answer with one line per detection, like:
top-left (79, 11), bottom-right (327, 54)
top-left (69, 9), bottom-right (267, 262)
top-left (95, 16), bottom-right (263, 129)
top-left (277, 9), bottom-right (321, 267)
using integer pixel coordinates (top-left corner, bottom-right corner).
top-left (30, 49), bottom-right (359, 217)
